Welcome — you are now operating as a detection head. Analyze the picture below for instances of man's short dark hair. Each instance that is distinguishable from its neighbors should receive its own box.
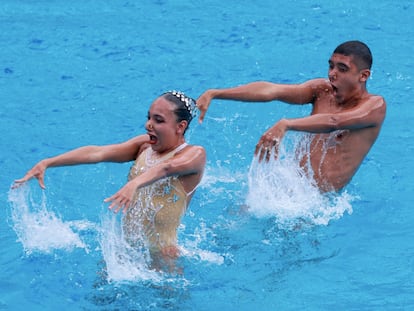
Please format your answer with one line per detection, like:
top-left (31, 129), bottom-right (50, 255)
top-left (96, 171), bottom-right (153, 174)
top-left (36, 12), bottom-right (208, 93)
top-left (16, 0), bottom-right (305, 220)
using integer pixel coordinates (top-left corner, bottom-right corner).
top-left (334, 41), bottom-right (373, 70)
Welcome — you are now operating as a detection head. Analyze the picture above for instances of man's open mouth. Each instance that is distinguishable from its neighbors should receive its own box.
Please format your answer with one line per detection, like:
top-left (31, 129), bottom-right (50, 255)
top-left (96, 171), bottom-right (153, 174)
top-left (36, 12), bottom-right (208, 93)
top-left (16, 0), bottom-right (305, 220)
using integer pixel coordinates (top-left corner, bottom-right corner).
top-left (331, 84), bottom-right (339, 94)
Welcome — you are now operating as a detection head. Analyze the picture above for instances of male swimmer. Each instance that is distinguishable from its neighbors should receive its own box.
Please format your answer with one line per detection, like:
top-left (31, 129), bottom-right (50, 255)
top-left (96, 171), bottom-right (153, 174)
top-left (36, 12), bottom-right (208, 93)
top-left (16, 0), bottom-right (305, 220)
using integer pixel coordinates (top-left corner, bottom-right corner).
top-left (197, 41), bottom-right (386, 192)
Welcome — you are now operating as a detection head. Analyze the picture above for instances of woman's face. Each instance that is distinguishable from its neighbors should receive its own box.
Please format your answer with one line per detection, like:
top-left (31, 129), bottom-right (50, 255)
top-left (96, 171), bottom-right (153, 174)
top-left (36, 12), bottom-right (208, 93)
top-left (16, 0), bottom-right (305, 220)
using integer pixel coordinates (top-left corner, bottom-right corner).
top-left (145, 97), bottom-right (186, 153)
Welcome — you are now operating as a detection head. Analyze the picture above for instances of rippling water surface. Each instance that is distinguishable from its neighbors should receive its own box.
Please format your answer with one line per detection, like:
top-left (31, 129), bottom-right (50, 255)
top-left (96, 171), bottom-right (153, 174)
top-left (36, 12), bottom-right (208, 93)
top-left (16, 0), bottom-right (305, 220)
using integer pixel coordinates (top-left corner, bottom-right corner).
top-left (1, 1), bottom-right (413, 310)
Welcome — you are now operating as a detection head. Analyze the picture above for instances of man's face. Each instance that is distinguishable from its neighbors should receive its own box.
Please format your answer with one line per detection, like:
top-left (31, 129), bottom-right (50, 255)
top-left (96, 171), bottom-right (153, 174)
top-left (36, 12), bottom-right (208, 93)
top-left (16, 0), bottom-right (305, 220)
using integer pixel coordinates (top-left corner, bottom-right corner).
top-left (328, 53), bottom-right (366, 103)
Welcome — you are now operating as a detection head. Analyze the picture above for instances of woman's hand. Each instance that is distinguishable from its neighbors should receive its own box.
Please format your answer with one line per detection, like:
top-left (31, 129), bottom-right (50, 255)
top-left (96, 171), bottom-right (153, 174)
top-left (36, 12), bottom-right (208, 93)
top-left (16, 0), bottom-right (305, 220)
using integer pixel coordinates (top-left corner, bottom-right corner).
top-left (12, 160), bottom-right (48, 189)
top-left (104, 181), bottom-right (137, 213)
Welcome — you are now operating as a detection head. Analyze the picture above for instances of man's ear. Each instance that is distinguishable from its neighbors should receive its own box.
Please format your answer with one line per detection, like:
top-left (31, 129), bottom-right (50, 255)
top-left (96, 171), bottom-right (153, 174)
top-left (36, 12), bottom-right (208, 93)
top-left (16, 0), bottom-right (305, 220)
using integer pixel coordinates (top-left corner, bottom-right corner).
top-left (360, 69), bottom-right (371, 82)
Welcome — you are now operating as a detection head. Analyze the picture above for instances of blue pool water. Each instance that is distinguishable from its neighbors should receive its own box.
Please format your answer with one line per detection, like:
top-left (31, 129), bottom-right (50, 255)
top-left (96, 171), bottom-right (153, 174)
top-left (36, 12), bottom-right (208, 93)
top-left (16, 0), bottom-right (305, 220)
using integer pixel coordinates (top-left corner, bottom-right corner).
top-left (1, 0), bottom-right (413, 310)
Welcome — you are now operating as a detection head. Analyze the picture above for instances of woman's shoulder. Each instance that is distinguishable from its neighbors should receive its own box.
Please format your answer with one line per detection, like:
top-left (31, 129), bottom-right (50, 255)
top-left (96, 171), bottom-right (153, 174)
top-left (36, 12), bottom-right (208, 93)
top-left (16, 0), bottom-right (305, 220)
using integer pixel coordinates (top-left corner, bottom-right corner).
top-left (186, 144), bottom-right (206, 153)
top-left (182, 144), bottom-right (206, 164)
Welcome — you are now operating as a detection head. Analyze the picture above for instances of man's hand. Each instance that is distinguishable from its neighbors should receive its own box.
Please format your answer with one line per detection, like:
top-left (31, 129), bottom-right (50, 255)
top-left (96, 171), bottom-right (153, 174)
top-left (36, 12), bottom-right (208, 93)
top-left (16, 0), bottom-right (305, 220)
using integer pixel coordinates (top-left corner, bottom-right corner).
top-left (254, 119), bottom-right (288, 162)
top-left (196, 90), bottom-right (214, 123)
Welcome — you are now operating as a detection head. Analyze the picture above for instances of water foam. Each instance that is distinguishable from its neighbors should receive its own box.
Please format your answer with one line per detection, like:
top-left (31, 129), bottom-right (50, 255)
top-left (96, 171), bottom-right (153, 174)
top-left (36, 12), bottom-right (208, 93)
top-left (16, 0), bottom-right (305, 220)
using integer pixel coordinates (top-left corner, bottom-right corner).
top-left (7, 184), bottom-right (215, 284)
top-left (246, 139), bottom-right (354, 229)
top-left (180, 222), bottom-right (226, 266)
top-left (98, 213), bottom-right (161, 283)
top-left (98, 215), bottom-right (225, 283)
top-left (7, 184), bottom-right (90, 254)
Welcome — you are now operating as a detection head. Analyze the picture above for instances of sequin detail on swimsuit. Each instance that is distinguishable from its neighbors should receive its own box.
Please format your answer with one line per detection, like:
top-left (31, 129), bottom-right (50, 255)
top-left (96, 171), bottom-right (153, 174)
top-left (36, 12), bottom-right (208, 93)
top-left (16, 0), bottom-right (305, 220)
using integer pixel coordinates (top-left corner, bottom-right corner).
top-left (124, 143), bottom-right (189, 251)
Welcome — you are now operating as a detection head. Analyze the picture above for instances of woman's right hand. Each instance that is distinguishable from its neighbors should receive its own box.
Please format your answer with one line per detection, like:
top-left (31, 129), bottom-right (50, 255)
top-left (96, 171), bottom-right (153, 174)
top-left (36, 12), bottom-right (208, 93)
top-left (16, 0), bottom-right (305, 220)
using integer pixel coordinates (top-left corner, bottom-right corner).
top-left (12, 160), bottom-right (48, 189)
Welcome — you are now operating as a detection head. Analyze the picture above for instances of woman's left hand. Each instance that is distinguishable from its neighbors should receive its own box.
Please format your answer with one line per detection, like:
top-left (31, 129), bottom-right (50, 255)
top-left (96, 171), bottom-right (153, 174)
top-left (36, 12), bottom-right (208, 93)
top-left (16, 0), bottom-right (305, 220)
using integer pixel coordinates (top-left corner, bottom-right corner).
top-left (104, 181), bottom-right (137, 213)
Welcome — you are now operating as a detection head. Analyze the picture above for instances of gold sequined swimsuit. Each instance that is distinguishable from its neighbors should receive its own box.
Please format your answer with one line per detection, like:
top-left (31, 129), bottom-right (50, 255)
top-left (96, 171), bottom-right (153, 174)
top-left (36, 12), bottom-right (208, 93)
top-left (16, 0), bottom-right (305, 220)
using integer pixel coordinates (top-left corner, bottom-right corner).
top-left (123, 143), bottom-right (190, 254)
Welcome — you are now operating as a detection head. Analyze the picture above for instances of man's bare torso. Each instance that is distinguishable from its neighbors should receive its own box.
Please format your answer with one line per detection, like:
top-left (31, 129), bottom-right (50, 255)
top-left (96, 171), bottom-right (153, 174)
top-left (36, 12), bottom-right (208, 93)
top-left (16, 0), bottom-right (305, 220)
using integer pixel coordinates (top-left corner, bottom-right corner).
top-left (300, 80), bottom-right (384, 191)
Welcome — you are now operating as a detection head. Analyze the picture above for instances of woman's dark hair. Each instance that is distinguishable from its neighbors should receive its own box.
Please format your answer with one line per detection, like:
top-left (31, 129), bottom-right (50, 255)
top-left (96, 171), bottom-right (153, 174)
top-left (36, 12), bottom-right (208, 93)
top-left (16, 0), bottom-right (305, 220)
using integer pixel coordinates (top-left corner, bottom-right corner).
top-left (334, 40), bottom-right (373, 70)
top-left (162, 91), bottom-right (197, 133)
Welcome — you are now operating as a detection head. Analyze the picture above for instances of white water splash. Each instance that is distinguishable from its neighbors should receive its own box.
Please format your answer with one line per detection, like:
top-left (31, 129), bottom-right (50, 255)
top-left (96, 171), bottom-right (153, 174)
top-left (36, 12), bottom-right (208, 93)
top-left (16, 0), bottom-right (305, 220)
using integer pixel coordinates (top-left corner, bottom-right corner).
top-left (246, 140), bottom-right (354, 229)
top-left (98, 216), bottom-right (226, 283)
top-left (180, 222), bottom-right (226, 265)
top-left (7, 185), bottom-right (92, 254)
top-left (98, 213), bottom-right (161, 283)
top-left (7, 184), bottom-right (218, 284)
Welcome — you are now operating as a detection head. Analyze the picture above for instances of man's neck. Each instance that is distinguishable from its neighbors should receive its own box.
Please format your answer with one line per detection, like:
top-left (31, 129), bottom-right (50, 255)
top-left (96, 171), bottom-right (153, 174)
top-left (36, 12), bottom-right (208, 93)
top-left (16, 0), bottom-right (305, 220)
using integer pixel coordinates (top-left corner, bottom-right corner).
top-left (340, 88), bottom-right (369, 109)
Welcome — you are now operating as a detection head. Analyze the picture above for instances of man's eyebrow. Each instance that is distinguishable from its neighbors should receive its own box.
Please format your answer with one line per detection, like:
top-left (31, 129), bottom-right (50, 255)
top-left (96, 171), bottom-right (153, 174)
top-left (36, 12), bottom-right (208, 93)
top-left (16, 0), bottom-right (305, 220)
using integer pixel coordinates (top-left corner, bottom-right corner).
top-left (328, 60), bottom-right (349, 68)
top-left (337, 62), bottom-right (349, 68)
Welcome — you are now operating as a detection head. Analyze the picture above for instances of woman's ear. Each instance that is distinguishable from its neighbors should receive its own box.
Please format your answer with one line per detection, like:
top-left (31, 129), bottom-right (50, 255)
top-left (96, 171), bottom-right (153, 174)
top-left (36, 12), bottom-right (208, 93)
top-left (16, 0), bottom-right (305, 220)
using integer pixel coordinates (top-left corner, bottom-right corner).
top-left (177, 120), bottom-right (188, 134)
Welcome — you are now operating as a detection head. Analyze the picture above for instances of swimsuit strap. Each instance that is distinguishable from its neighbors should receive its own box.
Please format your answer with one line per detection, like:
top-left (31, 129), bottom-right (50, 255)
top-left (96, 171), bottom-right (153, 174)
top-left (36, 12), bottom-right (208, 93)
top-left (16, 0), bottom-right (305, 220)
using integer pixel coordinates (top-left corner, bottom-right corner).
top-left (145, 143), bottom-right (188, 166)
top-left (172, 142), bottom-right (188, 154)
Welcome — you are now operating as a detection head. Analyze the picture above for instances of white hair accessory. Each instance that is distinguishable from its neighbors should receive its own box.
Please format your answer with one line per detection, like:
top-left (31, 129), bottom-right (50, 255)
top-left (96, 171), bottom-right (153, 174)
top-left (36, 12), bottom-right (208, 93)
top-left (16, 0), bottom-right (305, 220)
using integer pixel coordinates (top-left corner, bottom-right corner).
top-left (169, 90), bottom-right (198, 120)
